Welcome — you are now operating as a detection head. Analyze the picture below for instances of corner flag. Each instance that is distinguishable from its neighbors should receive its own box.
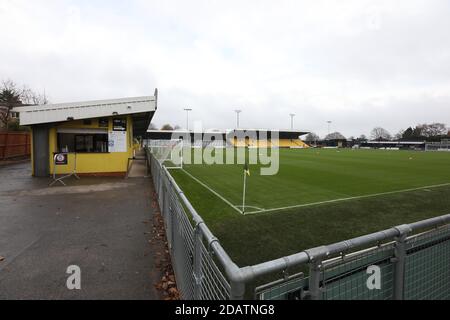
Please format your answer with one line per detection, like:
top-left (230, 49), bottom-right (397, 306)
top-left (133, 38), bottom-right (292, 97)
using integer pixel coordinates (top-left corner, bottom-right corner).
top-left (244, 162), bottom-right (251, 176)
top-left (242, 161), bottom-right (250, 214)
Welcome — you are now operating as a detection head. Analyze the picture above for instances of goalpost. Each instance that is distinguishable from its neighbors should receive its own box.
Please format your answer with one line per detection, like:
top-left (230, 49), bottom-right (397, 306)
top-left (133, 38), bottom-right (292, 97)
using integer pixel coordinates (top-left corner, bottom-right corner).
top-left (146, 139), bottom-right (184, 169)
top-left (425, 139), bottom-right (450, 152)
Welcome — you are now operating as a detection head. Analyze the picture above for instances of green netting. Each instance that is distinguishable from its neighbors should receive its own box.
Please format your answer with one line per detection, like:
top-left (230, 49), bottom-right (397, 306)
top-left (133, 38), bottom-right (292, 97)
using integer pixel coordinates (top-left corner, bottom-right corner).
top-left (321, 245), bottom-right (395, 300)
top-left (404, 227), bottom-right (450, 300)
top-left (256, 275), bottom-right (307, 300)
top-left (257, 226), bottom-right (450, 300)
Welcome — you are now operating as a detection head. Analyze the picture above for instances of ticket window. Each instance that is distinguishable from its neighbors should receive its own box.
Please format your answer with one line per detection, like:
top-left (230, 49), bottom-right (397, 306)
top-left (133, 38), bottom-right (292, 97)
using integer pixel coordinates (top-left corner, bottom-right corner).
top-left (57, 130), bottom-right (109, 153)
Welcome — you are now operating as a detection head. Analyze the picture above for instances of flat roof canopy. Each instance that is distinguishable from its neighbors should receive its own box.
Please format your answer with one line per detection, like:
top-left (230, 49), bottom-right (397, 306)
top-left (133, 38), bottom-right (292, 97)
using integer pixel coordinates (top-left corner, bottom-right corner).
top-left (13, 89), bottom-right (158, 137)
top-left (145, 129), bottom-right (309, 140)
top-left (365, 140), bottom-right (425, 145)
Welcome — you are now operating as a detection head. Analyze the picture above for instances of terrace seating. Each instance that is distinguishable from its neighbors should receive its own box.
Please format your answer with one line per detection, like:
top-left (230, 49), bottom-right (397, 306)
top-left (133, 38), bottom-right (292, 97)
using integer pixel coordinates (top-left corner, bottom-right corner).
top-left (231, 138), bottom-right (256, 147)
top-left (292, 139), bottom-right (310, 148)
top-left (230, 138), bottom-right (309, 148)
top-left (271, 139), bottom-right (310, 148)
top-left (256, 140), bottom-right (273, 148)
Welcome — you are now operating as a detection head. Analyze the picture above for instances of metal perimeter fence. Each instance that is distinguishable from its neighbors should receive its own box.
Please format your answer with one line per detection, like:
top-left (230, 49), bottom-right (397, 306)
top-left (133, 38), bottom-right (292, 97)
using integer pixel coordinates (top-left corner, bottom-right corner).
top-left (146, 148), bottom-right (450, 300)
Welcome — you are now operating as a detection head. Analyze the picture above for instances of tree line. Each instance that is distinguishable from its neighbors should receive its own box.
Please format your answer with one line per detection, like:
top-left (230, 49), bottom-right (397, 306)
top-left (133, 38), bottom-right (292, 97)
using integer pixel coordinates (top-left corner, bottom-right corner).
top-left (149, 124), bottom-right (182, 131)
top-left (305, 123), bottom-right (449, 143)
top-left (0, 79), bottom-right (48, 131)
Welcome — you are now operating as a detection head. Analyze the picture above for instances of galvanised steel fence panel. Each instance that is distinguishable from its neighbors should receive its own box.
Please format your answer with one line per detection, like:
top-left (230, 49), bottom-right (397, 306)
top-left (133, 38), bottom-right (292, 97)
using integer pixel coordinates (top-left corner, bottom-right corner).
top-left (200, 244), bottom-right (231, 300)
top-left (321, 244), bottom-right (395, 300)
top-left (168, 183), bottom-right (195, 299)
top-left (148, 149), bottom-right (231, 300)
top-left (404, 226), bottom-right (450, 300)
top-left (146, 147), bottom-right (450, 300)
top-left (255, 273), bottom-right (307, 300)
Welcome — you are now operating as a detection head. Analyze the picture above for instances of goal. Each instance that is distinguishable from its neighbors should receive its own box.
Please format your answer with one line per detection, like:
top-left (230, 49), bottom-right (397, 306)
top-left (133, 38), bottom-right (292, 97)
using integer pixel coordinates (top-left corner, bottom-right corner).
top-left (146, 139), bottom-right (184, 169)
top-left (425, 139), bottom-right (450, 152)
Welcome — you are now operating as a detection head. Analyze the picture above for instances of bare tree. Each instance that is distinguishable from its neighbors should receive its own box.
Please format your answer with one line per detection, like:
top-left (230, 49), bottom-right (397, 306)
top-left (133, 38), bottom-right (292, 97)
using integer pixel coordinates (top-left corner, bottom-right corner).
top-left (325, 132), bottom-right (346, 140)
top-left (420, 123), bottom-right (447, 137)
top-left (21, 86), bottom-right (49, 105)
top-left (0, 80), bottom-right (49, 130)
top-left (161, 124), bottom-right (174, 131)
top-left (0, 80), bottom-right (23, 129)
top-left (305, 132), bottom-right (319, 142)
top-left (394, 129), bottom-right (404, 141)
top-left (370, 127), bottom-right (391, 141)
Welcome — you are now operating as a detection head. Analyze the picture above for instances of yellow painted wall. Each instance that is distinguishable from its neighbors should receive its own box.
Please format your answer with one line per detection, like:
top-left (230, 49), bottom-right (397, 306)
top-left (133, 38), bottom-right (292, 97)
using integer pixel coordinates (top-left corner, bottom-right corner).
top-left (48, 115), bottom-right (134, 175)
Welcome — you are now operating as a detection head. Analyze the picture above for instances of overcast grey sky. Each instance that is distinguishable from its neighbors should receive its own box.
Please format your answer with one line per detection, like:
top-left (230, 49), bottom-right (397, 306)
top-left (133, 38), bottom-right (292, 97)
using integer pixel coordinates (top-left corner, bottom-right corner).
top-left (1, 0), bottom-right (449, 137)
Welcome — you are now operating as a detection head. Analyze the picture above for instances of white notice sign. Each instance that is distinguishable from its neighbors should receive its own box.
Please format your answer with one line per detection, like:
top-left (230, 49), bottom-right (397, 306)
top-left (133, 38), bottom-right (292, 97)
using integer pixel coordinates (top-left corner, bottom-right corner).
top-left (108, 131), bottom-right (127, 153)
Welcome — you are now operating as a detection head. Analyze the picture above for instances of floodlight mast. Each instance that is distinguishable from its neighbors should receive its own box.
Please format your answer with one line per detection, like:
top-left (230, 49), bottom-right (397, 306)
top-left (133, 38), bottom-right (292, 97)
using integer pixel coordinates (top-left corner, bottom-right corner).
top-left (235, 110), bottom-right (242, 129)
top-left (327, 120), bottom-right (332, 136)
top-left (184, 108), bottom-right (192, 131)
top-left (290, 114), bottom-right (296, 130)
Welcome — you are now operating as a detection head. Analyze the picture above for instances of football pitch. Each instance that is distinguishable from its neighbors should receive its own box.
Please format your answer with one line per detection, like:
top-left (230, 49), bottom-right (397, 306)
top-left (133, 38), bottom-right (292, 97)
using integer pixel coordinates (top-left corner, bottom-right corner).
top-left (168, 148), bottom-right (450, 266)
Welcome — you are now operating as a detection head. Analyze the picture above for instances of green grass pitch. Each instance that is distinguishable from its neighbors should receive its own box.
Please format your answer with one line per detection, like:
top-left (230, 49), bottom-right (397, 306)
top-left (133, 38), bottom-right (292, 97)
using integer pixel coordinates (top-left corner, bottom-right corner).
top-left (168, 148), bottom-right (450, 266)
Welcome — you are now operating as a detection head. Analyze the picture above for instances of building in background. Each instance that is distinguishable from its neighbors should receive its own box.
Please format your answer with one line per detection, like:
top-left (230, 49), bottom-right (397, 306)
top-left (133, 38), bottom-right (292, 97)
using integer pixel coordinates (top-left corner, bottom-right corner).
top-left (13, 90), bottom-right (157, 177)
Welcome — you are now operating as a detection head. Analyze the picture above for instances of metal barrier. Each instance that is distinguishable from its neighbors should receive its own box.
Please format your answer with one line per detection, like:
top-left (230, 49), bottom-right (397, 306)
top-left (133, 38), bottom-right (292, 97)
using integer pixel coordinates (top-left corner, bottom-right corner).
top-left (148, 149), bottom-right (231, 299)
top-left (146, 148), bottom-right (450, 300)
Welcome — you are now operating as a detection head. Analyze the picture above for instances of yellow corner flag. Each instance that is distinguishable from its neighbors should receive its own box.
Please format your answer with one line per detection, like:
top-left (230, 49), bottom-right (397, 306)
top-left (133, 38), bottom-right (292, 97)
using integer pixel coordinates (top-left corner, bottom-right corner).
top-left (244, 162), bottom-right (250, 176)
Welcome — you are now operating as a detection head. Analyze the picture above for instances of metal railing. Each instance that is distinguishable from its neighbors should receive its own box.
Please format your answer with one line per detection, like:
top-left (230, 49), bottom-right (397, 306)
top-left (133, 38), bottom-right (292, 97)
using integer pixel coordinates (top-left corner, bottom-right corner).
top-left (146, 148), bottom-right (450, 300)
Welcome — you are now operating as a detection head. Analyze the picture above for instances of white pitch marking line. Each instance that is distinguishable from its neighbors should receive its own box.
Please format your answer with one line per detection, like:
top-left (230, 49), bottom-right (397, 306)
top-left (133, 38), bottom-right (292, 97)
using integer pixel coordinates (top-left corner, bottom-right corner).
top-left (235, 205), bottom-right (265, 211)
top-left (181, 169), bottom-right (243, 214)
top-left (246, 182), bottom-right (450, 216)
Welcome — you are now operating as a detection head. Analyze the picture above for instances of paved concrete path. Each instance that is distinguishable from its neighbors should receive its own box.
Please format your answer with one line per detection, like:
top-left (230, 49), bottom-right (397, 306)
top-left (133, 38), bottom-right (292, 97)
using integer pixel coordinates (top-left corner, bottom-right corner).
top-left (128, 150), bottom-right (148, 178)
top-left (0, 162), bottom-right (162, 300)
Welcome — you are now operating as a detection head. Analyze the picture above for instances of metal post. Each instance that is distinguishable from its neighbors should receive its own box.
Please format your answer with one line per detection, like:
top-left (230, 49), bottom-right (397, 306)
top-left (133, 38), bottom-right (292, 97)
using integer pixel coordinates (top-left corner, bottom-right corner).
top-left (290, 114), bottom-right (295, 130)
top-left (235, 110), bottom-right (242, 129)
top-left (73, 153), bottom-right (80, 179)
top-left (327, 121), bottom-right (332, 135)
top-left (184, 108), bottom-right (192, 131)
top-left (162, 182), bottom-right (167, 217)
top-left (168, 186), bottom-right (175, 250)
top-left (181, 139), bottom-right (184, 170)
top-left (242, 170), bottom-right (247, 215)
top-left (393, 225), bottom-right (411, 300)
top-left (158, 170), bottom-right (163, 208)
top-left (146, 155), bottom-right (149, 177)
top-left (308, 260), bottom-right (323, 300)
top-left (230, 280), bottom-right (246, 300)
top-left (193, 224), bottom-right (204, 299)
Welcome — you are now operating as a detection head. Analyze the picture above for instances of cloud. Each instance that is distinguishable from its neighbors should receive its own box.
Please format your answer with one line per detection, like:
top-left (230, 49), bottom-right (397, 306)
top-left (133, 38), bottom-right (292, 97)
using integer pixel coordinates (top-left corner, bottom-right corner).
top-left (0, 0), bottom-right (449, 137)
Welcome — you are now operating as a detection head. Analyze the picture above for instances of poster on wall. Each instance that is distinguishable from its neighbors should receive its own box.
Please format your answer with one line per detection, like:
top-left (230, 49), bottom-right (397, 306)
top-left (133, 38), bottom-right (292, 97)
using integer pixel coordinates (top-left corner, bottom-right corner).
top-left (108, 131), bottom-right (127, 153)
top-left (112, 118), bottom-right (127, 131)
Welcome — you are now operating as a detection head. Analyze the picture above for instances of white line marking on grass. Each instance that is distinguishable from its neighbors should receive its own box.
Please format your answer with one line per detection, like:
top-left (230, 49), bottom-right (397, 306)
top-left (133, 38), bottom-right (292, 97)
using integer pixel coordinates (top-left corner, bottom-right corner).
top-left (245, 182), bottom-right (450, 216)
top-left (235, 205), bottom-right (265, 211)
top-left (181, 169), bottom-right (243, 214)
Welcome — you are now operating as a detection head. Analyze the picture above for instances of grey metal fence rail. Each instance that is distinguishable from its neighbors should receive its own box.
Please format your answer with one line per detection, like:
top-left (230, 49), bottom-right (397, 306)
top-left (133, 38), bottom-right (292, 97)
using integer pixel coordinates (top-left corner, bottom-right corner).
top-left (146, 148), bottom-right (450, 300)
